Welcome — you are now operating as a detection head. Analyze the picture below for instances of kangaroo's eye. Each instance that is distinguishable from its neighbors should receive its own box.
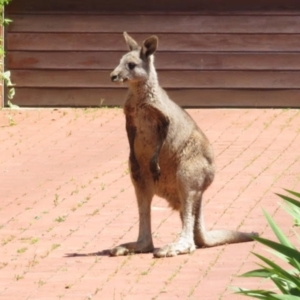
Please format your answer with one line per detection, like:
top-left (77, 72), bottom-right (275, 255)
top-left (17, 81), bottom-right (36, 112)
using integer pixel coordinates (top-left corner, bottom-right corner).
top-left (128, 62), bottom-right (136, 70)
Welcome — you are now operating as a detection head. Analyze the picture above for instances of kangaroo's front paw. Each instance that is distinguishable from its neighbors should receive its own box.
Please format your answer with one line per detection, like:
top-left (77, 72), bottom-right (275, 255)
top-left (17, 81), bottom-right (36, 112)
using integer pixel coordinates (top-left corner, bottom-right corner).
top-left (149, 159), bottom-right (161, 181)
top-left (151, 166), bottom-right (161, 181)
top-left (110, 242), bottom-right (154, 256)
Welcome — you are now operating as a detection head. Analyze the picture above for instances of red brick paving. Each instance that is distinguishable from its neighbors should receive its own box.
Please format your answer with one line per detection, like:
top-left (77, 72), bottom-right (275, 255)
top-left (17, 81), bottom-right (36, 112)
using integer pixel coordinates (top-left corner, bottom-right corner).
top-left (0, 108), bottom-right (299, 300)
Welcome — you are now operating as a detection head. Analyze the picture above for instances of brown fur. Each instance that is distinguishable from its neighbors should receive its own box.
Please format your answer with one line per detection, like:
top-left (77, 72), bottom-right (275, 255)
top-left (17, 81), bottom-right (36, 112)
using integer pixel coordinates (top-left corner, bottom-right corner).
top-left (109, 32), bottom-right (257, 257)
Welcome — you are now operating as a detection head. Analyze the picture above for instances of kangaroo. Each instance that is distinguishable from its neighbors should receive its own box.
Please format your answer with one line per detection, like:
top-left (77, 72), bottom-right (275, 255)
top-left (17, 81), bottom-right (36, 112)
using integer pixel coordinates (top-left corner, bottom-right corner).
top-left (109, 32), bottom-right (256, 258)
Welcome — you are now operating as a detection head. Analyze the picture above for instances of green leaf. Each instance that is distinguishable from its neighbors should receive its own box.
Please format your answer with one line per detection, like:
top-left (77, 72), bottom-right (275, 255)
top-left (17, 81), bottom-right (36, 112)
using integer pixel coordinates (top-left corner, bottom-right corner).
top-left (2, 70), bottom-right (11, 83)
top-left (7, 87), bottom-right (15, 100)
top-left (7, 100), bottom-right (19, 109)
top-left (276, 193), bottom-right (300, 209)
top-left (253, 236), bottom-right (300, 267)
top-left (285, 189), bottom-right (300, 200)
top-left (2, 70), bottom-right (15, 87)
top-left (240, 268), bottom-right (273, 278)
top-left (254, 264), bottom-right (290, 293)
top-left (277, 191), bottom-right (300, 228)
top-left (268, 247), bottom-right (300, 274)
top-left (253, 253), bottom-right (300, 288)
top-left (281, 204), bottom-right (300, 227)
top-left (3, 18), bottom-right (12, 25)
top-left (270, 276), bottom-right (289, 294)
top-left (271, 295), bottom-right (300, 300)
top-left (235, 286), bottom-right (300, 299)
top-left (234, 287), bottom-right (277, 299)
top-left (262, 210), bottom-right (294, 248)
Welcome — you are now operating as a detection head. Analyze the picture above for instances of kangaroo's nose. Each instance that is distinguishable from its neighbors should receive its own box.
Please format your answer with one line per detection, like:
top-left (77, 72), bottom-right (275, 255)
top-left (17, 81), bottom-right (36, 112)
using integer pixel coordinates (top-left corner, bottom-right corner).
top-left (111, 74), bottom-right (118, 82)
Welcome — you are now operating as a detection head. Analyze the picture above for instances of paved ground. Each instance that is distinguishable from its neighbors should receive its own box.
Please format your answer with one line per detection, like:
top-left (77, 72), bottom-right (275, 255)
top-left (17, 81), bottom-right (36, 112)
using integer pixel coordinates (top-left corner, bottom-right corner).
top-left (0, 107), bottom-right (299, 300)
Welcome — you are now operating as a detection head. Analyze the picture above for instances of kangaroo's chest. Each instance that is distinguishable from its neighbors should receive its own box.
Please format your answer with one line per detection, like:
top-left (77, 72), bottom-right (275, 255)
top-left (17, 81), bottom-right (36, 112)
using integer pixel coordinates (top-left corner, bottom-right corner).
top-left (132, 107), bottom-right (160, 157)
top-left (125, 100), bottom-right (167, 160)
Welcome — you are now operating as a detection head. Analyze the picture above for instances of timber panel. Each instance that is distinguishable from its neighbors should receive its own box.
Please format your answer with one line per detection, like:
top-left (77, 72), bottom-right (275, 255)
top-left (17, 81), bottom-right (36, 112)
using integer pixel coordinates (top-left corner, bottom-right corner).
top-left (6, 0), bottom-right (300, 12)
top-left (13, 88), bottom-right (300, 108)
top-left (10, 70), bottom-right (300, 89)
top-left (7, 33), bottom-right (300, 52)
top-left (7, 14), bottom-right (300, 33)
top-left (8, 52), bottom-right (300, 70)
top-left (5, 1), bottom-right (300, 107)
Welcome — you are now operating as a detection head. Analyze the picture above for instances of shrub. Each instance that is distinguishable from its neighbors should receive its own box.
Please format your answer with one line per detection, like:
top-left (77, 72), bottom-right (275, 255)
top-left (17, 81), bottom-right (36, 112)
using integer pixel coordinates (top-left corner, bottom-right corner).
top-left (234, 189), bottom-right (300, 299)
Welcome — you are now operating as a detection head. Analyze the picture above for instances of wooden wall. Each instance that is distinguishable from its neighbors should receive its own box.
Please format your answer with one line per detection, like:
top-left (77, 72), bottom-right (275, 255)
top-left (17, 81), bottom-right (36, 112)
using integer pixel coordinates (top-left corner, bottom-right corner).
top-left (5, 0), bottom-right (300, 107)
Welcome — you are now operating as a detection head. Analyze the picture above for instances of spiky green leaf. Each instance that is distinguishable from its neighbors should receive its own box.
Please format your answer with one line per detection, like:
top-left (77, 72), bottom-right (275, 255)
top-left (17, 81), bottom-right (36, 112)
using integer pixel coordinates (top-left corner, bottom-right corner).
top-left (285, 189), bottom-right (300, 200)
top-left (262, 210), bottom-right (294, 248)
top-left (234, 287), bottom-right (277, 299)
top-left (253, 236), bottom-right (300, 267)
top-left (276, 193), bottom-right (300, 209)
top-left (271, 295), bottom-right (300, 300)
top-left (253, 253), bottom-right (300, 288)
top-left (239, 268), bottom-right (273, 278)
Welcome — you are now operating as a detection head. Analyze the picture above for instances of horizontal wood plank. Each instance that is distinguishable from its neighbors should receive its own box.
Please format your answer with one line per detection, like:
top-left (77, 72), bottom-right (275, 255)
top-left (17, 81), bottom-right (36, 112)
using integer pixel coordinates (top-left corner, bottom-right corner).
top-left (10, 70), bottom-right (300, 89)
top-left (7, 14), bottom-right (300, 33)
top-left (7, 51), bottom-right (300, 71)
top-left (9, 88), bottom-right (300, 108)
top-left (7, 33), bottom-right (300, 52)
top-left (6, 0), bottom-right (300, 12)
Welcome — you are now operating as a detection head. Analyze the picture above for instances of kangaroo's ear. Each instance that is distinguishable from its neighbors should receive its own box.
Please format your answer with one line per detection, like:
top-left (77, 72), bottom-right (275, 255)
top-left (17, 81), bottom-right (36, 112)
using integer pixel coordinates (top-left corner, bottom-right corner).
top-left (141, 35), bottom-right (158, 59)
top-left (123, 32), bottom-right (139, 51)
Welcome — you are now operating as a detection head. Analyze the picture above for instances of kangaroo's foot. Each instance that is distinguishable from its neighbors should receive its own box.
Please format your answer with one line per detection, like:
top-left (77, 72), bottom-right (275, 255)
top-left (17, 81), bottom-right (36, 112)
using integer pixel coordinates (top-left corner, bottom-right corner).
top-left (110, 241), bottom-right (154, 256)
top-left (194, 229), bottom-right (258, 248)
top-left (153, 240), bottom-right (195, 258)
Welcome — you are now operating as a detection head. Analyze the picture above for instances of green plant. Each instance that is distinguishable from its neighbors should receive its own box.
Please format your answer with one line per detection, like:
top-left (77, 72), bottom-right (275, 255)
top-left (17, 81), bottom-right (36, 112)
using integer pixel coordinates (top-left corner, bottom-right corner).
top-left (90, 208), bottom-right (99, 216)
top-left (7, 113), bottom-right (16, 125)
top-left (234, 189), bottom-right (300, 299)
top-left (54, 215), bottom-right (67, 222)
top-left (0, 0), bottom-right (12, 25)
top-left (37, 279), bottom-right (45, 286)
top-left (26, 254), bottom-right (39, 268)
top-left (2, 234), bottom-right (15, 245)
top-left (54, 194), bottom-right (59, 206)
top-left (30, 237), bottom-right (39, 244)
top-left (17, 247), bottom-right (27, 254)
top-left (14, 274), bottom-right (24, 281)
top-left (51, 243), bottom-right (60, 251)
top-left (0, 0), bottom-right (15, 103)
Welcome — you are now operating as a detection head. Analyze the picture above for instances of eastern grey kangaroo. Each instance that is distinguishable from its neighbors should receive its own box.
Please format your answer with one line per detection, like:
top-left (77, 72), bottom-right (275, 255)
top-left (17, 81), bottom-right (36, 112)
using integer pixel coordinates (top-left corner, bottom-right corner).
top-left (110, 32), bottom-right (256, 257)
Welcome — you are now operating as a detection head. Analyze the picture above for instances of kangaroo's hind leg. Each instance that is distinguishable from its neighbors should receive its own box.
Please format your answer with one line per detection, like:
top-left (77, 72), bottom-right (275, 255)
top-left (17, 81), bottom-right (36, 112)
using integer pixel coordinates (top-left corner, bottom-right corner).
top-left (110, 182), bottom-right (155, 256)
top-left (153, 190), bottom-right (199, 258)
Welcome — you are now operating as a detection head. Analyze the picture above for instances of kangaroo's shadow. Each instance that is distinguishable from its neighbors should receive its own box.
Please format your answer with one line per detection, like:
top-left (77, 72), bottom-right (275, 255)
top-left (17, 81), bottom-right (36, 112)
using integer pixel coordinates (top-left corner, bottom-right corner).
top-left (64, 249), bottom-right (111, 258)
top-left (64, 248), bottom-right (159, 258)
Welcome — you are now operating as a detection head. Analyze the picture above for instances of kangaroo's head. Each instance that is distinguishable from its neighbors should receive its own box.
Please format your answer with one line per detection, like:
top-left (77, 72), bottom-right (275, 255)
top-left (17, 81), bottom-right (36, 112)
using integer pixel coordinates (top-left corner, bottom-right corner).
top-left (110, 32), bottom-right (158, 84)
